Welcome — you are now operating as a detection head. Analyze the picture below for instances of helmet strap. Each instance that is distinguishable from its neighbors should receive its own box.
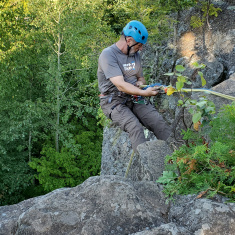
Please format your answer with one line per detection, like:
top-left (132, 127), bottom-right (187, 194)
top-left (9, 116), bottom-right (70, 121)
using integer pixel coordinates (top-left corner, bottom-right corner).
top-left (125, 36), bottom-right (139, 55)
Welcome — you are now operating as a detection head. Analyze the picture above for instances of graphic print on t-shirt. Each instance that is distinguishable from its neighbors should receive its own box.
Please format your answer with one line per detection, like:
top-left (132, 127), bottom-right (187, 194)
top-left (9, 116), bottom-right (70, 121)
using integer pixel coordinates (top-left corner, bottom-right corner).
top-left (123, 61), bottom-right (135, 71)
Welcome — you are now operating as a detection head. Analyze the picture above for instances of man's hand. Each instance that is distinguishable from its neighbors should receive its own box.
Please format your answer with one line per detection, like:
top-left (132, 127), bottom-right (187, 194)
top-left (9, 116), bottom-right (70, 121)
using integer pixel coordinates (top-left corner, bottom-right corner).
top-left (143, 87), bottom-right (159, 97)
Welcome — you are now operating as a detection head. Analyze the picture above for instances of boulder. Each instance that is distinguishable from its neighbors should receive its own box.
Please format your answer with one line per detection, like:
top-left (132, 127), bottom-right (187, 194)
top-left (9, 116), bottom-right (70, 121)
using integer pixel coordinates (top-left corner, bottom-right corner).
top-left (168, 195), bottom-right (235, 235)
top-left (129, 140), bottom-right (173, 181)
top-left (191, 72), bottom-right (235, 112)
top-left (0, 176), bottom-right (168, 235)
top-left (1, 176), bottom-right (235, 235)
top-left (207, 73), bottom-right (235, 111)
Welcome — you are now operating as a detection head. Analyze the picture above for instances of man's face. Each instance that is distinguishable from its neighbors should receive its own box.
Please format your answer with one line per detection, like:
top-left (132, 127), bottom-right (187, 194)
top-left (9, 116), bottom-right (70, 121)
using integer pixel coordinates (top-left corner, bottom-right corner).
top-left (128, 42), bottom-right (143, 56)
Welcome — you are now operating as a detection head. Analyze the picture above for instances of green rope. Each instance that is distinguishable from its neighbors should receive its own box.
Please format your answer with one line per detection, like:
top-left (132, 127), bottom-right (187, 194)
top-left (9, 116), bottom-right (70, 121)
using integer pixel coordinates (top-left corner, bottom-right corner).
top-left (181, 88), bottom-right (235, 101)
top-left (140, 84), bottom-right (235, 101)
top-left (125, 150), bottom-right (135, 178)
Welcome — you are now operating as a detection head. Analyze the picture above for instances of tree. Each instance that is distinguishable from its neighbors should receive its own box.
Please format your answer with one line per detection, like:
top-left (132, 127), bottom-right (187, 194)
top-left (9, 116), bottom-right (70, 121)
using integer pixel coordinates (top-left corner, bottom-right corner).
top-left (26, 0), bottom-right (116, 192)
top-left (28, 0), bottom-right (115, 151)
top-left (0, 0), bottom-right (49, 205)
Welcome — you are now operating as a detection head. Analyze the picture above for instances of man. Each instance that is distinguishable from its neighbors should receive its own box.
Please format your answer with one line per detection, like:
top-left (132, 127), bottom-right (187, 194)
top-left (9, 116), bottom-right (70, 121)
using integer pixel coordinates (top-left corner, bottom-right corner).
top-left (97, 20), bottom-right (171, 151)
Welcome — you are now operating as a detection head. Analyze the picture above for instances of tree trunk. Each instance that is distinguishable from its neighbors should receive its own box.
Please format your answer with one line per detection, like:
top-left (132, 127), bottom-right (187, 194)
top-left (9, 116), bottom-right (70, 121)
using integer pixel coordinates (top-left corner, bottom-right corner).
top-left (29, 130), bottom-right (32, 162)
top-left (55, 32), bottom-right (62, 152)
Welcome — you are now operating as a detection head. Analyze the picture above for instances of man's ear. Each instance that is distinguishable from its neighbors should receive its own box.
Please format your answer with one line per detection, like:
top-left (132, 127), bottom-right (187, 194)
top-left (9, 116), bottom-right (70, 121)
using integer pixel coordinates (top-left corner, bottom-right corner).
top-left (126, 36), bottom-right (134, 44)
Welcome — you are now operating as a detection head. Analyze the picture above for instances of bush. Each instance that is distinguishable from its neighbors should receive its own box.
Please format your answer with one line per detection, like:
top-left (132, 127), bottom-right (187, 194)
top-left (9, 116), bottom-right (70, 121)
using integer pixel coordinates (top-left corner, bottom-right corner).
top-left (29, 125), bottom-right (102, 192)
top-left (157, 103), bottom-right (235, 202)
top-left (0, 152), bottom-right (34, 206)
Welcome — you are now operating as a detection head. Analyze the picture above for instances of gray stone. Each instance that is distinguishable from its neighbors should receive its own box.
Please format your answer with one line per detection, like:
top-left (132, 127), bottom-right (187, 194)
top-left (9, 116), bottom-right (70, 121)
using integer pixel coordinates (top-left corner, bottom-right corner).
top-left (130, 223), bottom-right (192, 235)
top-left (192, 73), bottom-right (235, 112)
top-left (0, 176), bottom-right (168, 235)
top-left (100, 126), bottom-right (133, 177)
top-left (101, 125), bottom-right (173, 182)
top-left (208, 73), bottom-right (235, 111)
top-left (128, 140), bottom-right (173, 182)
top-left (168, 195), bottom-right (235, 235)
top-left (1, 176), bottom-right (235, 235)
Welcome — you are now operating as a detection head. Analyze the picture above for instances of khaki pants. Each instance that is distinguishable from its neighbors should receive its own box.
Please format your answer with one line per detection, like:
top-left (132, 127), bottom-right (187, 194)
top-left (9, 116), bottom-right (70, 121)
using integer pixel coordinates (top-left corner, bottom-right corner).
top-left (100, 95), bottom-right (172, 151)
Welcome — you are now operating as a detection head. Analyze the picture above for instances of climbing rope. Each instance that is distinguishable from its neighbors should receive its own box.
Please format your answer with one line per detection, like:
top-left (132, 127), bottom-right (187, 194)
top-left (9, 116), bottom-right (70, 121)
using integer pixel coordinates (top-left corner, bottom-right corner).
top-left (140, 83), bottom-right (235, 101)
top-left (125, 150), bottom-right (135, 178)
top-left (181, 88), bottom-right (235, 101)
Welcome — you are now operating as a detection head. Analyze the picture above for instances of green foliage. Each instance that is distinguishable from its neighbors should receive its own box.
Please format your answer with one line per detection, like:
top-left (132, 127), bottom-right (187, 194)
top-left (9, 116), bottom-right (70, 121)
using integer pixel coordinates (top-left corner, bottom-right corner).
top-left (0, 0), bottom-right (109, 205)
top-left (210, 103), bottom-right (235, 150)
top-left (201, 1), bottom-right (222, 18)
top-left (98, 0), bottom-right (198, 44)
top-left (164, 62), bottom-right (215, 125)
top-left (29, 117), bottom-right (102, 192)
top-left (156, 171), bottom-right (178, 184)
top-left (0, 0), bottom-right (31, 51)
top-left (190, 15), bottom-right (204, 28)
top-left (190, 1), bottom-right (222, 28)
top-left (157, 103), bottom-right (235, 202)
top-left (0, 151), bottom-right (34, 206)
top-left (97, 106), bottom-right (112, 127)
top-left (29, 147), bottom-right (81, 192)
top-left (187, 96), bottom-right (215, 124)
top-left (158, 0), bottom-right (198, 12)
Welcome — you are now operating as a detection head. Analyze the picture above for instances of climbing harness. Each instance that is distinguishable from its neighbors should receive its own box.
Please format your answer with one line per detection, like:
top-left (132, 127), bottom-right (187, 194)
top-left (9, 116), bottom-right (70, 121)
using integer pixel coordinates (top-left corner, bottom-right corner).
top-left (131, 95), bottom-right (149, 104)
top-left (99, 91), bottom-right (129, 119)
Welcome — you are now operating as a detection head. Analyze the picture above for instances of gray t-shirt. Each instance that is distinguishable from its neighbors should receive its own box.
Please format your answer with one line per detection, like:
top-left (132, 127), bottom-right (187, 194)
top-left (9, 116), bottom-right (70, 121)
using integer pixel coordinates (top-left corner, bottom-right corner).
top-left (97, 44), bottom-right (143, 94)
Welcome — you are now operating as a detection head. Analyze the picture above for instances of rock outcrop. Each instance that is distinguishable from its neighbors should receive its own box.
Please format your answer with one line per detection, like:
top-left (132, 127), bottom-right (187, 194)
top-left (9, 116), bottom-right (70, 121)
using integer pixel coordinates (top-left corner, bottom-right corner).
top-left (142, 1), bottom-right (235, 125)
top-left (1, 175), bottom-right (235, 235)
top-left (101, 128), bottom-right (172, 181)
top-left (206, 73), bottom-right (235, 111)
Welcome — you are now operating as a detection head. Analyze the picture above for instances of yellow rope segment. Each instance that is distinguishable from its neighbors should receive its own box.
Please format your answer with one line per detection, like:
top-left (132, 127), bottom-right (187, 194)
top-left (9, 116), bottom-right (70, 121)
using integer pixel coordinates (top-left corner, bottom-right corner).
top-left (125, 150), bottom-right (135, 178)
top-left (140, 85), bottom-right (235, 101)
top-left (181, 88), bottom-right (235, 101)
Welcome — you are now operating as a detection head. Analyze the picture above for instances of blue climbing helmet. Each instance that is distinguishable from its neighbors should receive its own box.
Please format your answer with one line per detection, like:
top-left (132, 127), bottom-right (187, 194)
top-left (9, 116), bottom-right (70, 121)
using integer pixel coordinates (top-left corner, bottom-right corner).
top-left (123, 20), bottom-right (148, 44)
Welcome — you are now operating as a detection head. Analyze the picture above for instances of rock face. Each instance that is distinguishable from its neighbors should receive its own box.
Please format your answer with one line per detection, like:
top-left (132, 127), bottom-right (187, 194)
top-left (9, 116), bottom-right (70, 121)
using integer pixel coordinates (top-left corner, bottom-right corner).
top-left (175, 56), bottom-right (224, 88)
top-left (131, 140), bottom-right (173, 182)
top-left (207, 73), bottom-right (235, 111)
top-left (169, 195), bottom-right (235, 235)
top-left (101, 126), bottom-right (172, 181)
top-left (101, 126), bottom-right (133, 177)
top-left (1, 175), bottom-right (235, 235)
top-left (142, 1), bottom-right (235, 125)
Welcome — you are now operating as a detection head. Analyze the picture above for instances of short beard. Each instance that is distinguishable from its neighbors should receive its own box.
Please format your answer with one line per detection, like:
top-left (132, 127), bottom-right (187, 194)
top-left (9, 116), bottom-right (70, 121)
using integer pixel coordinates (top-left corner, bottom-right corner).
top-left (128, 47), bottom-right (137, 57)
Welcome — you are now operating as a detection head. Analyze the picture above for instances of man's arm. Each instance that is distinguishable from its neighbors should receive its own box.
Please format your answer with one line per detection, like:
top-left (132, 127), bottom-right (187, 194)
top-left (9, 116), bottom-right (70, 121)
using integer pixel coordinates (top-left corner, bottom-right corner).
top-left (110, 76), bottom-right (158, 97)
